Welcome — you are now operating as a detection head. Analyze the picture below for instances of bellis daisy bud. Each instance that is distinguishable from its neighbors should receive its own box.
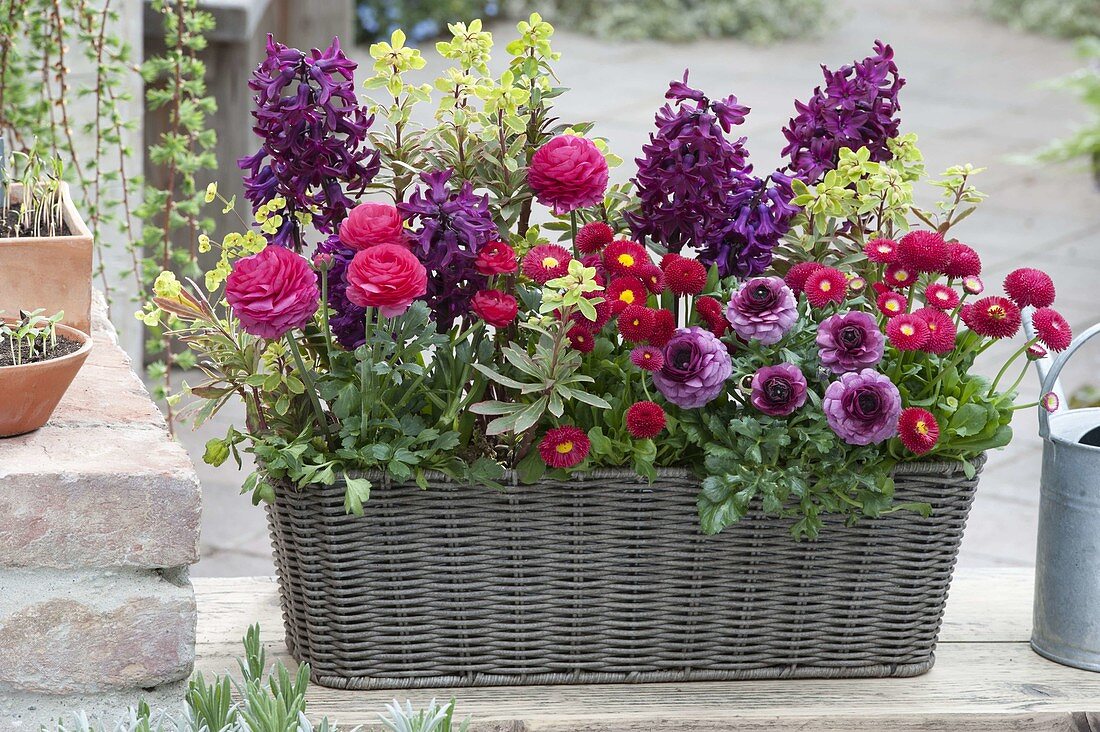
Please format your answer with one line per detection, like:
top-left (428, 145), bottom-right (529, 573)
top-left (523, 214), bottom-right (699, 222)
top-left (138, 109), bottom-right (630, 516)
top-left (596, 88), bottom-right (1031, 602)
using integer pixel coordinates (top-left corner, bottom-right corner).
top-left (898, 230), bottom-right (950, 272)
top-left (695, 296), bottom-right (728, 337)
top-left (803, 266), bottom-right (848, 308)
top-left (847, 275), bottom-right (868, 294)
top-left (630, 345), bottom-right (664, 371)
top-left (784, 261), bottom-right (825, 294)
top-left (663, 255), bottom-right (708, 296)
top-left (864, 237), bottom-right (899, 264)
top-left (639, 264), bottom-right (666, 294)
top-left (963, 275), bottom-right (984, 295)
top-left (1027, 343), bottom-right (1049, 361)
top-left (575, 221), bottom-right (614, 254)
top-left (884, 262), bottom-right (917, 288)
top-left (649, 308), bottom-right (676, 347)
top-left (886, 314), bottom-right (931, 351)
top-left (924, 283), bottom-right (960, 310)
top-left (876, 291), bottom-right (907, 318)
top-left (962, 296), bottom-right (1022, 339)
top-left (522, 244), bottom-right (572, 284)
top-left (618, 304), bottom-right (656, 342)
top-left (898, 407), bottom-right (940, 455)
top-left (566, 325), bottom-right (596, 353)
top-left (1031, 307), bottom-right (1072, 352)
top-left (944, 242), bottom-right (982, 278)
top-left (538, 425), bottom-right (591, 468)
top-left (603, 239), bottom-right (649, 277)
top-left (625, 400), bottom-right (667, 439)
top-left (1004, 268), bottom-right (1056, 309)
top-left (1042, 392), bottom-right (1060, 413)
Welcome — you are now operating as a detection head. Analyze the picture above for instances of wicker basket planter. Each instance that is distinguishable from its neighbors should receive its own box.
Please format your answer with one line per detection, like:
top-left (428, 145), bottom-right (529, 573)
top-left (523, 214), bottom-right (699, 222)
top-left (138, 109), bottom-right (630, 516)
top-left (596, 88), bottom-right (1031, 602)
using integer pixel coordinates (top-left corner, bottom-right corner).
top-left (267, 456), bottom-right (984, 690)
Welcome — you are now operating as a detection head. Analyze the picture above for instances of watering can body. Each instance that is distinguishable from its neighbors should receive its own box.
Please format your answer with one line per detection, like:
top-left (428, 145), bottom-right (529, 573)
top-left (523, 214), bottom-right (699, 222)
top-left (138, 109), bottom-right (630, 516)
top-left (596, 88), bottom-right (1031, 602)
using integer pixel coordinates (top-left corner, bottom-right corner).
top-left (1030, 322), bottom-right (1100, 671)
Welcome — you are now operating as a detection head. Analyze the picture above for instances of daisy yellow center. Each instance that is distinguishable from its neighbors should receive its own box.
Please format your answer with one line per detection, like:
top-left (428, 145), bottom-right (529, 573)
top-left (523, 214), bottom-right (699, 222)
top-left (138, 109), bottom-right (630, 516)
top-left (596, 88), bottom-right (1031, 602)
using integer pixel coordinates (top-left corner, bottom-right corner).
top-left (617, 253), bottom-right (636, 267)
top-left (915, 420), bottom-right (930, 436)
top-left (901, 324), bottom-right (915, 336)
top-left (542, 256), bottom-right (560, 268)
top-left (619, 290), bottom-right (635, 304)
top-left (886, 301), bottom-right (901, 312)
top-left (556, 441), bottom-right (574, 454)
top-left (819, 281), bottom-right (832, 292)
top-left (878, 245), bottom-right (891, 254)
top-left (988, 305), bottom-right (1006, 320)
top-left (632, 318), bottom-right (641, 326)
top-left (928, 322), bottom-right (937, 332)
top-left (576, 334), bottom-right (586, 342)
top-left (643, 353), bottom-right (652, 360)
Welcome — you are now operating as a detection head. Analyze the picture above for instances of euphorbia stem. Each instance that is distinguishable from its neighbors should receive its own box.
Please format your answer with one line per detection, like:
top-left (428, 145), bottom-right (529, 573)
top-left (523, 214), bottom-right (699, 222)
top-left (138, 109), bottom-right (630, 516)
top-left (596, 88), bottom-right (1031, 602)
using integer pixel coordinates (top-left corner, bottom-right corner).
top-left (286, 334), bottom-right (332, 447)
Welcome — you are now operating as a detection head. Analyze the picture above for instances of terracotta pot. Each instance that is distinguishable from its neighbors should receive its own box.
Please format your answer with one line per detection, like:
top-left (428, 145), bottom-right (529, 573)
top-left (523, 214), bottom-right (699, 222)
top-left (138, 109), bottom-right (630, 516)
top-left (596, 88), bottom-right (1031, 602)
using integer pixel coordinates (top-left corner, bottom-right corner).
top-left (0, 182), bottom-right (94, 334)
top-left (0, 322), bottom-right (92, 437)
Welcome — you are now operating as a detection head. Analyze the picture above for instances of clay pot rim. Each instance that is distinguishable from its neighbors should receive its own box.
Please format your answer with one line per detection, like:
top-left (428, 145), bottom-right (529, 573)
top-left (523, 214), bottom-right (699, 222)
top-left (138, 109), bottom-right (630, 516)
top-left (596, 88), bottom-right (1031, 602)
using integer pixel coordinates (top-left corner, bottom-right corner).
top-left (0, 319), bottom-right (92, 371)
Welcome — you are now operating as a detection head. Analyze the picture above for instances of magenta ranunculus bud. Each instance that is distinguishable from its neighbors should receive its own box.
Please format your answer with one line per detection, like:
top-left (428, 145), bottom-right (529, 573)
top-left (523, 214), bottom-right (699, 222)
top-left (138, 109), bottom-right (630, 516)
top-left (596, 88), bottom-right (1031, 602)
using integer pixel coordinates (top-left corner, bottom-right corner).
top-left (725, 276), bottom-right (798, 345)
top-left (339, 201), bottom-right (407, 250)
top-left (816, 311), bottom-right (884, 374)
top-left (823, 368), bottom-right (901, 446)
top-left (527, 135), bottom-right (610, 215)
top-left (750, 363), bottom-right (808, 417)
top-left (225, 244), bottom-right (320, 339)
top-left (652, 326), bottom-right (732, 409)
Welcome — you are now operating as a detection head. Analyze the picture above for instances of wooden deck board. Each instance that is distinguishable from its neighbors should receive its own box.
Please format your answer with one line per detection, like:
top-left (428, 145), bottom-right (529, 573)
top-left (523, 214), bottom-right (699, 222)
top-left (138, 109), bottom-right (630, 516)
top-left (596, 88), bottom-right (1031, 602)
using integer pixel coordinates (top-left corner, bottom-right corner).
top-left (194, 569), bottom-right (1100, 730)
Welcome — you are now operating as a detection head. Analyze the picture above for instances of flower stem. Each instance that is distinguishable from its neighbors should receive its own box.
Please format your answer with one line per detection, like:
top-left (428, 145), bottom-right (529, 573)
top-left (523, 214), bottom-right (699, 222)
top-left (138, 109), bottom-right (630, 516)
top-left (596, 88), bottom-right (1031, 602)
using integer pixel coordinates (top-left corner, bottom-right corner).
top-left (988, 337), bottom-right (1039, 397)
top-left (286, 334), bottom-right (333, 448)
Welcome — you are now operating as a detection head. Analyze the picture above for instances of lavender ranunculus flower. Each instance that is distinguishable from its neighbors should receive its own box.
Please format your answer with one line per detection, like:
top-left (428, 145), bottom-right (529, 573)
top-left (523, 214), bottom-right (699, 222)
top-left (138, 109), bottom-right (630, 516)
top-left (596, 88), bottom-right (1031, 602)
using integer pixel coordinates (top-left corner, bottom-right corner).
top-left (816, 311), bottom-right (885, 374)
top-left (823, 369), bottom-right (901, 446)
top-left (725, 277), bottom-right (798, 345)
top-left (652, 327), bottom-right (733, 409)
top-left (782, 41), bottom-right (904, 183)
top-left (750, 363), bottom-right (808, 417)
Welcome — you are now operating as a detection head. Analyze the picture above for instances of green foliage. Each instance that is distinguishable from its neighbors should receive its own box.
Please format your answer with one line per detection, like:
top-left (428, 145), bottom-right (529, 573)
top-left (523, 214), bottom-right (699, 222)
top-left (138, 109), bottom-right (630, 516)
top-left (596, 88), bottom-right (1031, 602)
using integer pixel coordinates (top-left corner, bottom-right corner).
top-left (354, 0), bottom-right (494, 45)
top-left (1026, 38), bottom-right (1100, 175)
top-left (510, 0), bottom-right (831, 43)
top-left (980, 0), bottom-right (1100, 39)
top-left (0, 307), bottom-right (64, 365)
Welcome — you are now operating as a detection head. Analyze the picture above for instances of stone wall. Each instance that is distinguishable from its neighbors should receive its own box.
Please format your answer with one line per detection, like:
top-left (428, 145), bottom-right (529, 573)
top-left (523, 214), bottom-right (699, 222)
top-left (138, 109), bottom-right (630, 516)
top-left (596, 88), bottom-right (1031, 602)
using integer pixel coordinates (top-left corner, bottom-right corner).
top-left (0, 293), bottom-right (201, 727)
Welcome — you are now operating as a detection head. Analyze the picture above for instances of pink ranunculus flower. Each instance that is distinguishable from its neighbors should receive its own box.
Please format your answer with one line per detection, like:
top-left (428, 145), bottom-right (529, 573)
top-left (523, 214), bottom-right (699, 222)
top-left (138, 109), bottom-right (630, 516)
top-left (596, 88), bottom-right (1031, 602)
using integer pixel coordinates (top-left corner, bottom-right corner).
top-left (345, 243), bottom-right (428, 318)
top-left (527, 134), bottom-right (609, 215)
top-left (339, 201), bottom-right (407, 250)
top-left (225, 244), bottom-right (320, 339)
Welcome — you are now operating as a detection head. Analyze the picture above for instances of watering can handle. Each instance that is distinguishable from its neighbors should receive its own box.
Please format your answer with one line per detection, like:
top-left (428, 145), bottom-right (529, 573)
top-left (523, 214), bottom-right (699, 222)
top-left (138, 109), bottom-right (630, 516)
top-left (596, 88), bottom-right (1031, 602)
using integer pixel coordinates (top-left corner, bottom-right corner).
top-left (1035, 322), bottom-right (1100, 439)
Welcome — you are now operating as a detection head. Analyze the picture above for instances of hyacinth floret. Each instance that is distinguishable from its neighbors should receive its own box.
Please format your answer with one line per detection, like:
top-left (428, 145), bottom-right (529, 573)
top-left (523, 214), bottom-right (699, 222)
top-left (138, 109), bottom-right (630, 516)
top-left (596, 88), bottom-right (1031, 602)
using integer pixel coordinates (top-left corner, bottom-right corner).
top-left (240, 35), bottom-right (380, 249)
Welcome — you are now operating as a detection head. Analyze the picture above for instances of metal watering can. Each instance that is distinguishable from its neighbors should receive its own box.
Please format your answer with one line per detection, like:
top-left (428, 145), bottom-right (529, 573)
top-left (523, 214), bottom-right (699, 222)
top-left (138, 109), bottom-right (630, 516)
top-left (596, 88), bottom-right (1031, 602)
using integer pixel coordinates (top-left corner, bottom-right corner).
top-left (1030, 321), bottom-right (1100, 671)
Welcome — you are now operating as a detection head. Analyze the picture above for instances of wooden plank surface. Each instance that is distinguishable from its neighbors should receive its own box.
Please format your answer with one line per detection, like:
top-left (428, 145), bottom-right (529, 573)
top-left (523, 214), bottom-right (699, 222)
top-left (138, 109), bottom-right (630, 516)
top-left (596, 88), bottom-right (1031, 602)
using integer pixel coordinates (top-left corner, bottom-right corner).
top-left (194, 570), bottom-right (1100, 731)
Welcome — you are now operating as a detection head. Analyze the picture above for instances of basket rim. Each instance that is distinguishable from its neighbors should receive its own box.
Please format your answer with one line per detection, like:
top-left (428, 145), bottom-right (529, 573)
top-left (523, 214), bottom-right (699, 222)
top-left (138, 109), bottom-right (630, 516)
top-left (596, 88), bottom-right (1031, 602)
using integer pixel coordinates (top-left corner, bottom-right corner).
top-left (266, 453), bottom-right (986, 488)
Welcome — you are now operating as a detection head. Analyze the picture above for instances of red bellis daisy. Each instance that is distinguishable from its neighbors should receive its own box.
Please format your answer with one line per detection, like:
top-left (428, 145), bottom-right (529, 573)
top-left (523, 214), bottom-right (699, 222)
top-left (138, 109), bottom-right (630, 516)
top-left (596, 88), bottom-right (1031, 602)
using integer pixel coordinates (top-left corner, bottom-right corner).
top-left (884, 262), bottom-right (917, 288)
top-left (606, 276), bottom-right (648, 314)
top-left (962, 296), bottom-right (1022, 339)
top-left (898, 230), bottom-right (950, 272)
top-left (864, 238), bottom-right (899, 264)
top-left (571, 295), bottom-right (613, 332)
top-left (603, 239), bottom-right (649, 277)
top-left (944, 243), bottom-right (982, 278)
top-left (898, 407), bottom-right (940, 455)
top-left (924, 283), bottom-right (960, 310)
top-left (914, 307), bottom-right (957, 355)
top-left (784, 261), bottom-right (825, 294)
top-left (626, 400), bottom-right (667, 439)
top-left (649, 308), bottom-right (676, 347)
top-left (877, 290), bottom-right (907, 318)
top-left (566, 324), bottom-right (596, 353)
top-left (630, 345), bottom-right (664, 371)
top-left (522, 244), bottom-right (572, 284)
top-left (618, 304), bottom-right (656, 342)
top-left (538, 426), bottom-right (590, 468)
top-left (639, 264), bottom-right (666, 294)
top-left (804, 266), bottom-right (847, 307)
top-left (1031, 307), bottom-right (1072, 352)
top-left (887, 314), bottom-right (931, 351)
top-left (575, 221), bottom-right (614, 254)
top-left (1004, 268), bottom-right (1056, 309)
top-left (663, 255), bottom-right (708, 296)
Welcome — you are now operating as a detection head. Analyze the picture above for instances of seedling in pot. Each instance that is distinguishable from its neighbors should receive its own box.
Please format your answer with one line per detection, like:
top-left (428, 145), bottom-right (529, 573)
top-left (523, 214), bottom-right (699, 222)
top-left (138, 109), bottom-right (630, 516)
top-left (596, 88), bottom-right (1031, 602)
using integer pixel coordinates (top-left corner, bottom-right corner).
top-left (0, 141), bottom-right (67, 239)
top-left (0, 308), bottom-right (64, 366)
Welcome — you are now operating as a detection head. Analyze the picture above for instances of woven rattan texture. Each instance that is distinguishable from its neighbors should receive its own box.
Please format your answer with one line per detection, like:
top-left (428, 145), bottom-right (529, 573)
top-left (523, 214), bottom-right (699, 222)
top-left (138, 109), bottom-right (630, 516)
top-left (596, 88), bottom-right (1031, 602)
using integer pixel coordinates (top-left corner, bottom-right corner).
top-left (267, 458), bottom-right (983, 689)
